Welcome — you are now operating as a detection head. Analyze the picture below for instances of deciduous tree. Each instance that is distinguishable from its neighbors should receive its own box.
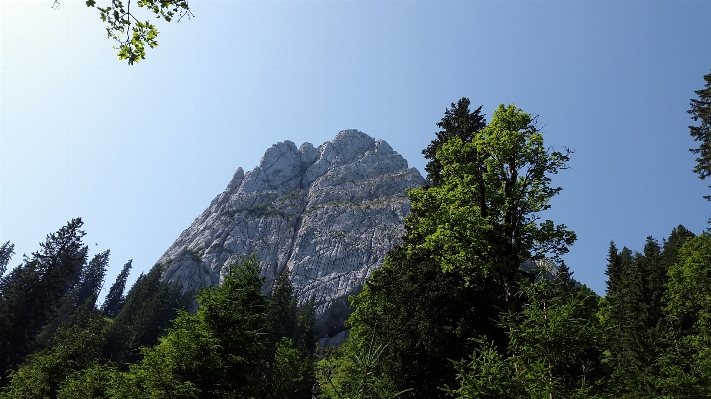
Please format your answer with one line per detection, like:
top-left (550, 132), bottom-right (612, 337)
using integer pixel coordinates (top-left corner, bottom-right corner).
top-left (414, 104), bottom-right (576, 308)
top-left (52, 0), bottom-right (193, 64)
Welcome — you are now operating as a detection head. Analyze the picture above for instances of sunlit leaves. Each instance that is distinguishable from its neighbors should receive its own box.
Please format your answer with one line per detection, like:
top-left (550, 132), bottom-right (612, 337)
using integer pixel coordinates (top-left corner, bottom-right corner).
top-left (413, 104), bottom-right (576, 284)
top-left (85, 0), bottom-right (192, 64)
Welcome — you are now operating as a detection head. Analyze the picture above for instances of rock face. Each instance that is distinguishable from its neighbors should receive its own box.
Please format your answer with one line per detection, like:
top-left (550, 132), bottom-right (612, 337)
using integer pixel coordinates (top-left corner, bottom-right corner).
top-left (156, 130), bottom-right (425, 339)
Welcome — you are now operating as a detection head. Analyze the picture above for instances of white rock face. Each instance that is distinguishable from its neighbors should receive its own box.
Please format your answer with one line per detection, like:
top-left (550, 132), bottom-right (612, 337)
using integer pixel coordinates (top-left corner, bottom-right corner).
top-left (156, 130), bottom-right (425, 337)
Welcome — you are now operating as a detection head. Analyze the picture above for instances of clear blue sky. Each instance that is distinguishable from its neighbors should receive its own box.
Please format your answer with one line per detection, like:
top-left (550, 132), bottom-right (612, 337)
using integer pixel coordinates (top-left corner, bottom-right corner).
top-left (2, 0), bottom-right (710, 296)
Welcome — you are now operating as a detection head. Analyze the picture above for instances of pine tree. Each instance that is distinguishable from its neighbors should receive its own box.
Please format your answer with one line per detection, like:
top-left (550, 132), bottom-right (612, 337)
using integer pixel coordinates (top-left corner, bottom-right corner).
top-left (0, 218), bottom-right (88, 386)
top-left (688, 69), bottom-right (711, 199)
top-left (121, 254), bottom-right (267, 398)
top-left (422, 97), bottom-right (486, 187)
top-left (101, 264), bottom-right (190, 366)
top-left (0, 297), bottom-right (108, 398)
top-left (0, 241), bottom-right (14, 278)
top-left (446, 270), bottom-right (604, 399)
top-left (101, 259), bottom-right (133, 318)
top-left (75, 250), bottom-right (110, 309)
top-left (601, 227), bottom-right (695, 398)
top-left (259, 269), bottom-right (316, 399)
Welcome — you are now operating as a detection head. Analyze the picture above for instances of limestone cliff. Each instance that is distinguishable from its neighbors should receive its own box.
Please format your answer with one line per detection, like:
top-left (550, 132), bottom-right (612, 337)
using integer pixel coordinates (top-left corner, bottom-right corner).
top-left (155, 130), bottom-right (425, 338)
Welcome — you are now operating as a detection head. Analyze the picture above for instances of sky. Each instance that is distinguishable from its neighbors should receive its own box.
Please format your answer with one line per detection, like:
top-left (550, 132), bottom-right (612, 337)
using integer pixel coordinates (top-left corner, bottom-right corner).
top-left (1, 0), bottom-right (711, 297)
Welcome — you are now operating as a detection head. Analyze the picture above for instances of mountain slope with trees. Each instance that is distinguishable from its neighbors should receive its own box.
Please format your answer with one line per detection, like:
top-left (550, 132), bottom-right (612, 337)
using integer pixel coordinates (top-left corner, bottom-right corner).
top-left (2, 70), bottom-right (711, 397)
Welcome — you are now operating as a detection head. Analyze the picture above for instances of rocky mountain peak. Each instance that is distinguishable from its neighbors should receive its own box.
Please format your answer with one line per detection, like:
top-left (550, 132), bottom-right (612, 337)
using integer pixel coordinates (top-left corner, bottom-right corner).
top-left (155, 130), bottom-right (425, 339)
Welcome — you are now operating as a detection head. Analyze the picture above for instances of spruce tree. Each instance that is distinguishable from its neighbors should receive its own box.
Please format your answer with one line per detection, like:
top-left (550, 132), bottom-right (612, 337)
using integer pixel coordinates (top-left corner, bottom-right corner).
top-left (121, 254), bottom-right (267, 398)
top-left (345, 245), bottom-right (504, 398)
top-left (259, 269), bottom-right (316, 399)
top-left (75, 250), bottom-right (110, 308)
top-left (101, 259), bottom-right (133, 318)
top-left (0, 241), bottom-right (14, 279)
top-left (101, 264), bottom-right (190, 366)
top-left (34, 250), bottom-right (110, 349)
top-left (0, 298), bottom-right (108, 399)
top-left (688, 69), bottom-right (711, 198)
top-left (0, 218), bottom-right (88, 386)
top-left (602, 227), bottom-right (695, 398)
top-left (422, 97), bottom-right (486, 187)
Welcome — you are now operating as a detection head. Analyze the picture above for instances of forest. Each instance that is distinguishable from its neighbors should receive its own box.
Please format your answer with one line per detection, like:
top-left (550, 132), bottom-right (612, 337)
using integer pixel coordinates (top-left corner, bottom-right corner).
top-left (0, 69), bottom-right (710, 399)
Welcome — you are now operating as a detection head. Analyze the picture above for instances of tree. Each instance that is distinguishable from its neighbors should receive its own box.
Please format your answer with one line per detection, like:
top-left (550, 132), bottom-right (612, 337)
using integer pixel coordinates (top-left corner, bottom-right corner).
top-left (343, 245), bottom-right (505, 398)
top-left (600, 226), bottom-right (695, 398)
top-left (56, 363), bottom-right (119, 399)
top-left (0, 298), bottom-right (109, 399)
top-left (0, 218), bottom-right (88, 386)
top-left (423, 97), bottom-right (487, 187)
top-left (122, 253), bottom-right (267, 398)
top-left (258, 269), bottom-right (316, 399)
top-left (655, 233), bottom-right (711, 398)
top-left (35, 250), bottom-right (111, 349)
top-left (0, 241), bottom-right (14, 278)
top-left (76, 250), bottom-right (110, 309)
top-left (101, 259), bottom-right (133, 318)
top-left (331, 102), bottom-right (574, 398)
top-left (414, 104), bottom-right (576, 308)
top-left (101, 264), bottom-right (190, 366)
top-left (688, 69), bottom-right (711, 198)
top-left (446, 270), bottom-right (604, 399)
top-left (51, 0), bottom-right (193, 65)
top-left (316, 337), bottom-right (409, 399)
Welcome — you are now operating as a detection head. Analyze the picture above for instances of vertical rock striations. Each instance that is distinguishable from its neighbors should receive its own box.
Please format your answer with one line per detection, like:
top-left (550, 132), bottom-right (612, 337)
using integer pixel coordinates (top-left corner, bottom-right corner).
top-left (156, 130), bottom-right (425, 338)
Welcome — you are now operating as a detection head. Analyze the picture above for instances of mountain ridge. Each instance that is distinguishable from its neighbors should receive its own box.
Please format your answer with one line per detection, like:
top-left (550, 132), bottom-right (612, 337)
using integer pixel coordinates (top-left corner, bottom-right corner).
top-left (155, 130), bottom-right (426, 339)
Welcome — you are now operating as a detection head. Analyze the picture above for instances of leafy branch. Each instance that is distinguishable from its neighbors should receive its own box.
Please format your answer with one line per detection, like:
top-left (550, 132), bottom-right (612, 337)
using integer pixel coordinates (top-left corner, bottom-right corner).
top-left (53, 0), bottom-right (193, 64)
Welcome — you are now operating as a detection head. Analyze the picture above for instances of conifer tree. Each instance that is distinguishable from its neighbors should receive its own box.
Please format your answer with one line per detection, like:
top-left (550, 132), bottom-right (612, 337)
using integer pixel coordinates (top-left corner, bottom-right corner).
top-left (0, 218), bottom-right (88, 386)
top-left (0, 241), bottom-right (14, 278)
top-left (423, 97), bottom-right (487, 186)
top-left (0, 296), bottom-right (108, 399)
top-left (101, 259), bottom-right (133, 318)
top-left (259, 269), bottom-right (316, 399)
top-left (120, 254), bottom-right (267, 398)
top-left (446, 269), bottom-right (604, 399)
top-left (345, 245), bottom-right (504, 398)
top-left (35, 250), bottom-right (110, 349)
top-left (101, 264), bottom-right (190, 366)
top-left (688, 69), bottom-right (711, 199)
top-left (75, 250), bottom-right (110, 308)
top-left (601, 227), bottom-right (695, 398)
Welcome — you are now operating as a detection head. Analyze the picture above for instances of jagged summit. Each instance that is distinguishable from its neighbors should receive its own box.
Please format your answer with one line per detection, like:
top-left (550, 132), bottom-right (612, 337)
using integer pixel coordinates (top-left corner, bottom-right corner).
top-left (155, 130), bottom-right (425, 338)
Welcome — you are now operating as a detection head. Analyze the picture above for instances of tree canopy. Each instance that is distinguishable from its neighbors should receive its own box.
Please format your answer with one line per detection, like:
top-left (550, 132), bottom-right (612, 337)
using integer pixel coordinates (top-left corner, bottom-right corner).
top-left (413, 104), bottom-right (576, 306)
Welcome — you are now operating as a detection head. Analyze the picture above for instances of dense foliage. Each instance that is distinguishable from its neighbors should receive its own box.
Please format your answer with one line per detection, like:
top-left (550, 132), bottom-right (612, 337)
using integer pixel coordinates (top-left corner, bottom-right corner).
top-left (3, 78), bottom-right (711, 398)
top-left (0, 226), bottom-right (316, 398)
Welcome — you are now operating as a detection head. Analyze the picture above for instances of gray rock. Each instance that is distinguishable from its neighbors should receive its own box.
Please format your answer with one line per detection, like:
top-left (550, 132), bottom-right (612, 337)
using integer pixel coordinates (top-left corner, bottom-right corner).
top-left (156, 130), bottom-right (425, 338)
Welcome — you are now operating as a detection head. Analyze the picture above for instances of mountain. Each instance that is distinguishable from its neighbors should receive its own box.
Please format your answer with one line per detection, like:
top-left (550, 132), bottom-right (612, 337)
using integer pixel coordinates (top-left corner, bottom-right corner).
top-left (155, 129), bottom-right (425, 340)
